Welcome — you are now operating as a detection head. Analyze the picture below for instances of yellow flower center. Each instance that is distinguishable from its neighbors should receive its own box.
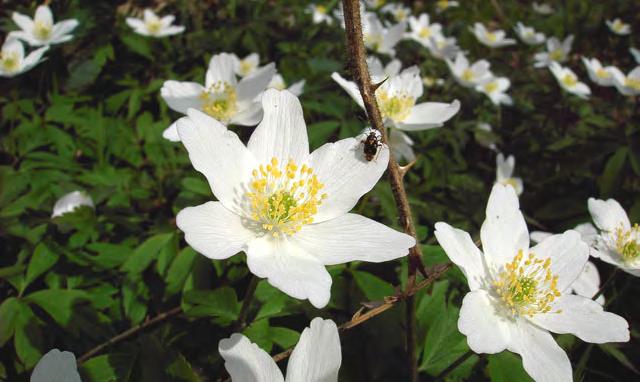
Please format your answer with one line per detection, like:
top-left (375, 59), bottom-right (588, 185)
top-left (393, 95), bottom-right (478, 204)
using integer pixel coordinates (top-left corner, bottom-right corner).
top-left (461, 68), bottom-right (475, 82)
top-left (418, 27), bottom-right (431, 39)
top-left (422, 76), bottom-right (435, 86)
top-left (613, 20), bottom-right (625, 32)
top-left (316, 5), bottom-right (327, 14)
top-left (364, 33), bottom-right (384, 52)
top-left (199, 82), bottom-right (238, 122)
top-left (0, 52), bottom-right (20, 73)
top-left (376, 89), bottom-right (415, 122)
top-left (485, 32), bottom-right (497, 42)
top-left (549, 49), bottom-right (564, 61)
top-left (501, 178), bottom-right (519, 190)
top-left (395, 10), bottom-right (407, 21)
top-left (239, 60), bottom-right (255, 77)
top-left (145, 19), bottom-right (163, 34)
top-left (624, 77), bottom-right (640, 90)
top-left (614, 224), bottom-right (639, 261)
top-left (247, 157), bottom-right (327, 237)
top-left (524, 30), bottom-right (534, 39)
top-left (493, 250), bottom-right (561, 317)
top-left (561, 73), bottom-right (577, 87)
top-left (484, 81), bottom-right (499, 93)
top-left (33, 21), bottom-right (52, 40)
top-left (437, 0), bottom-right (449, 10)
top-left (596, 68), bottom-right (610, 79)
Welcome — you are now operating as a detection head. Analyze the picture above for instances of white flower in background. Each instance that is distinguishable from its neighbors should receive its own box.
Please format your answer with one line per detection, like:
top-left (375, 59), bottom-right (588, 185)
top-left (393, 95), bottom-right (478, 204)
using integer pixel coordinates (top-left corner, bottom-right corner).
top-left (268, 73), bottom-right (305, 96)
top-left (606, 18), bottom-right (631, 36)
top-left (514, 22), bottom-right (545, 45)
top-left (532, 2), bottom-right (554, 15)
top-left (470, 23), bottom-right (516, 48)
top-left (475, 123), bottom-right (497, 151)
top-left (549, 62), bottom-right (591, 99)
top-left (52, 191), bottom-right (94, 218)
top-left (581, 57), bottom-right (617, 87)
top-left (31, 349), bottom-right (81, 382)
top-left (406, 13), bottom-right (443, 47)
top-left (476, 76), bottom-right (513, 106)
top-left (588, 198), bottom-right (640, 277)
top-left (176, 90), bottom-right (414, 308)
top-left (531, 223), bottom-right (604, 305)
top-left (362, 13), bottom-right (406, 56)
top-left (367, 56), bottom-right (401, 82)
top-left (364, 0), bottom-right (387, 9)
top-left (446, 52), bottom-right (492, 88)
top-left (436, 0), bottom-right (459, 12)
top-left (610, 66), bottom-right (640, 96)
top-left (381, 3), bottom-right (411, 22)
top-left (533, 35), bottom-right (574, 68)
top-left (10, 5), bottom-right (78, 47)
top-left (389, 129), bottom-right (416, 162)
top-left (425, 35), bottom-right (460, 60)
top-left (422, 76), bottom-right (445, 88)
top-left (126, 9), bottom-right (184, 38)
top-left (630, 47), bottom-right (640, 64)
top-left (232, 53), bottom-right (261, 78)
top-left (0, 37), bottom-right (48, 78)
top-left (306, 3), bottom-right (333, 25)
top-left (495, 153), bottom-right (522, 195)
top-left (220, 317), bottom-right (340, 382)
top-left (435, 184), bottom-right (629, 382)
top-left (160, 52), bottom-right (276, 141)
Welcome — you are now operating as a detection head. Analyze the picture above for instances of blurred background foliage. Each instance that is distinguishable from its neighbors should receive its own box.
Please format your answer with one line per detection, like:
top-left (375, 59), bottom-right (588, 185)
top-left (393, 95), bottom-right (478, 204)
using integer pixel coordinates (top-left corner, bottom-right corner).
top-left (0, 0), bottom-right (638, 381)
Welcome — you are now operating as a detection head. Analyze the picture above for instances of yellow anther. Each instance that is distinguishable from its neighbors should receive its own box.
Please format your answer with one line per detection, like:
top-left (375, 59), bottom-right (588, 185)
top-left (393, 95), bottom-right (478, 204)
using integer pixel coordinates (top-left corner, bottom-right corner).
top-left (614, 223), bottom-right (639, 261)
top-left (34, 21), bottom-right (52, 40)
top-left (376, 89), bottom-right (415, 122)
top-left (200, 81), bottom-right (238, 122)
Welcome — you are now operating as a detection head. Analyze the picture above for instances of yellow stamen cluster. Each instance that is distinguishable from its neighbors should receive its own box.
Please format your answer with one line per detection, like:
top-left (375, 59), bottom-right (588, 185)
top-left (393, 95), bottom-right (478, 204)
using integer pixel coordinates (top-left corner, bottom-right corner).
top-left (483, 81), bottom-right (499, 93)
top-left (239, 60), bottom-right (254, 76)
top-left (596, 68), bottom-right (610, 79)
top-left (377, 89), bottom-right (415, 122)
top-left (364, 33), bottom-right (383, 52)
top-left (200, 82), bottom-right (238, 122)
top-left (246, 157), bottom-right (327, 237)
top-left (614, 223), bottom-right (639, 261)
top-left (493, 250), bottom-right (561, 317)
top-left (316, 5), bottom-right (327, 14)
top-left (501, 178), bottom-right (519, 190)
top-left (0, 52), bottom-right (20, 73)
top-left (461, 68), bottom-right (475, 82)
top-left (485, 32), bottom-right (497, 42)
top-left (418, 27), bottom-right (432, 39)
top-left (624, 77), bottom-right (640, 90)
top-left (549, 49), bottom-right (564, 62)
top-left (562, 73), bottom-right (578, 87)
top-left (613, 20), bottom-right (626, 32)
top-left (145, 20), bottom-right (163, 34)
top-left (33, 21), bottom-right (52, 40)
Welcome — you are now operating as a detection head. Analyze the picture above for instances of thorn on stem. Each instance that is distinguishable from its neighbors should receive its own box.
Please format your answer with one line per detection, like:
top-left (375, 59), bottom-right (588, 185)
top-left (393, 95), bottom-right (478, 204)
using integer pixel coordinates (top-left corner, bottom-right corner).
top-left (371, 77), bottom-right (388, 92)
top-left (398, 158), bottom-right (417, 179)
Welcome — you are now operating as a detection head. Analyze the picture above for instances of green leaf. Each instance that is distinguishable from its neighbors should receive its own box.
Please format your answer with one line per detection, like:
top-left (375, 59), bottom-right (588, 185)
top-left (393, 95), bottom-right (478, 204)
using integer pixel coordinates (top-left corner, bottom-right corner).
top-left (13, 302), bottom-right (43, 369)
top-left (598, 147), bottom-right (628, 197)
top-left (0, 297), bottom-right (20, 346)
top-left (486, 351), bottom-right (533, 382)
top-left (25, 289), bottom-right (89, 327)
top-left (254, 281), bottom-right (290, 321)
top-left (270, 326), bottom-right (300, 349)
top-left (24, 243), bottom-right (59, 292)
top-left (120, 34), bottom-right (153, 59)
top-left (121, 233), bottom-right (174, 276)
top-left (165, 247), bottom-right (198, 296)
top-left (182, 287), bottom-right (240, 324)
top-left (599, 343), bottom-right (639, 374)
top-left (244, 319), bottom-right (272, 352)
top-left (352, 270), bottom-right (394, 300)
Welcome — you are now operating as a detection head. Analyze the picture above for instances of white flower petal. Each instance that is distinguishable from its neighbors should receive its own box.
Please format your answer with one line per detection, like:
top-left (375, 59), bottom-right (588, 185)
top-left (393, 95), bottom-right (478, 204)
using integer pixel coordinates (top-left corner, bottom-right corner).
top-left (434, 222), bottom-right (487, 290)
top-left (206, 53), bottom-right (237, 87)
top-left (480, 184), bottom-right (529, 270)
top-left (293, 213), bottom-right (413, 265)
top-left (162, 121), bottom-right (181, 142)
top-left (30, 349), bottom-right (81, 382)
top-left (388, 129), bottom-right (415, 162)
top-left (508, 320), bottom-right (572, 382)
top-left (529, 231), bottom-right (552, 244)
top-left (236, 63), bottom-right (276, 102)
top-left (571, 261), bottom-right (603, 303)
top-left (458, 290), bottom-right (511, 353)
top-left (12, 12), bottom-right (34, 32)
top-left (331, 72), bottom-right (365, 109)
top-left (177, 110), bottom-right (257, 215)
top-left (52, 191), bottom-right (94, 218)
top-left (231, 101), bottom-right (263, 126)
top-left (247, 89), bottom-right (309, 165)
top-left (51, 19), bottom-right (78, 40)
top-left (531, 294), bottom-right (629, 343)
top-left (588, 197), bottom-right (630, 231)
top-left (246, 236), bottom-right (332, 308)
top-left (35, 5), bottom-right (54, 26)
top-left (396, 100), bottom-right (460, 131)
top-left (307, 137), bottom-right (388, 222)
top-left (177, 202), bottom-right (256, 260)
top-left (530, 230), bottom-right (588, 292)
top-left (285, 318), bottom-right (341, 382)
top-left (161, 81), bottom-right (204, 114)
top-left (22, 46), bottom-right (49, 71)
top-left (218, 333), bottom-right (284, 382)
top-left (157, 25), bottom-right (185, 37)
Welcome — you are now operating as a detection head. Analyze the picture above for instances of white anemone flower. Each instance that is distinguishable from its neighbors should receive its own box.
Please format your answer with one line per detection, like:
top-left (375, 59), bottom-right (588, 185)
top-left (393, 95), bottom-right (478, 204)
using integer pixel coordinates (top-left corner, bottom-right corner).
top-left (588, 198), bottom-right (640, 277)
top-left (424, 34), bottom-right (460, 60)
top-left (549, 62), bottom-right (591, 99)
top-left (176, 89), bottom-right (415, 308)
top-left (435, 184), bottom-right (629, 382)
top-left (160, 52), bottom-right (276, 142)
top-left (470, 23), bottom-right (516, 48)
top-left (476, 76), bottom-right (513, 106)
top-left (476, 123), bottom-right (497, 151)
top-left (533, 35), bottom-right (573, 68)
top-left (52, 191), bottom-right (94, 218)
top-left (31, 349), bottom-right (81, 382)
top-left (232, 53), bottom-right (261, 78)
top-left (446, 52), bottom-right (492, 88)
top-left (389, 129), bottom-right (416, 162)
top-left (581, 57), bottom-right (617, 87)
top-left (126, 9), bottom-right (184, 38)
top-left (306, 4), bottom-right (333, 25)
top-left (436, 0), bottom-right (459, 12)
top-left (531, 223), bottom-right (604, 305)
top-left (268, 74), bottom-right (305, 97)
top-left (532, 2), bottom-right (554, 15)
top-left (381, 3), bottom-right (411, 22)
top-left (495, 153), bottom-right (522, 195)
top-left (606, 18), bottom-right (631, 36)
top-left (362, 13), bottom-right (406, 56)
top-left (514, 22), bottom-right (545, 45)
top-left (367, 56), bottom-right (402, 82)
top-left (0, 37), bottom-right (48, 78)
top-left (406, 13), bottom-right (443, 48)
top-left (630, 47), bottom-right (640, 64)
top-left (10, 5), bottom-right (78, 47)
top-left (610, 66), bottom-right (640, 96)
top-left (219, 317), bottom-right (341, 381)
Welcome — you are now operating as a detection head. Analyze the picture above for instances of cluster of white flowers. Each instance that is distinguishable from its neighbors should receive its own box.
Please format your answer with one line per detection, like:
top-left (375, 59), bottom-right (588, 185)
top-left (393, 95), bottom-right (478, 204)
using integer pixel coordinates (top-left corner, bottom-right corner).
top-left (1, 5), bottom-right (78, 77)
